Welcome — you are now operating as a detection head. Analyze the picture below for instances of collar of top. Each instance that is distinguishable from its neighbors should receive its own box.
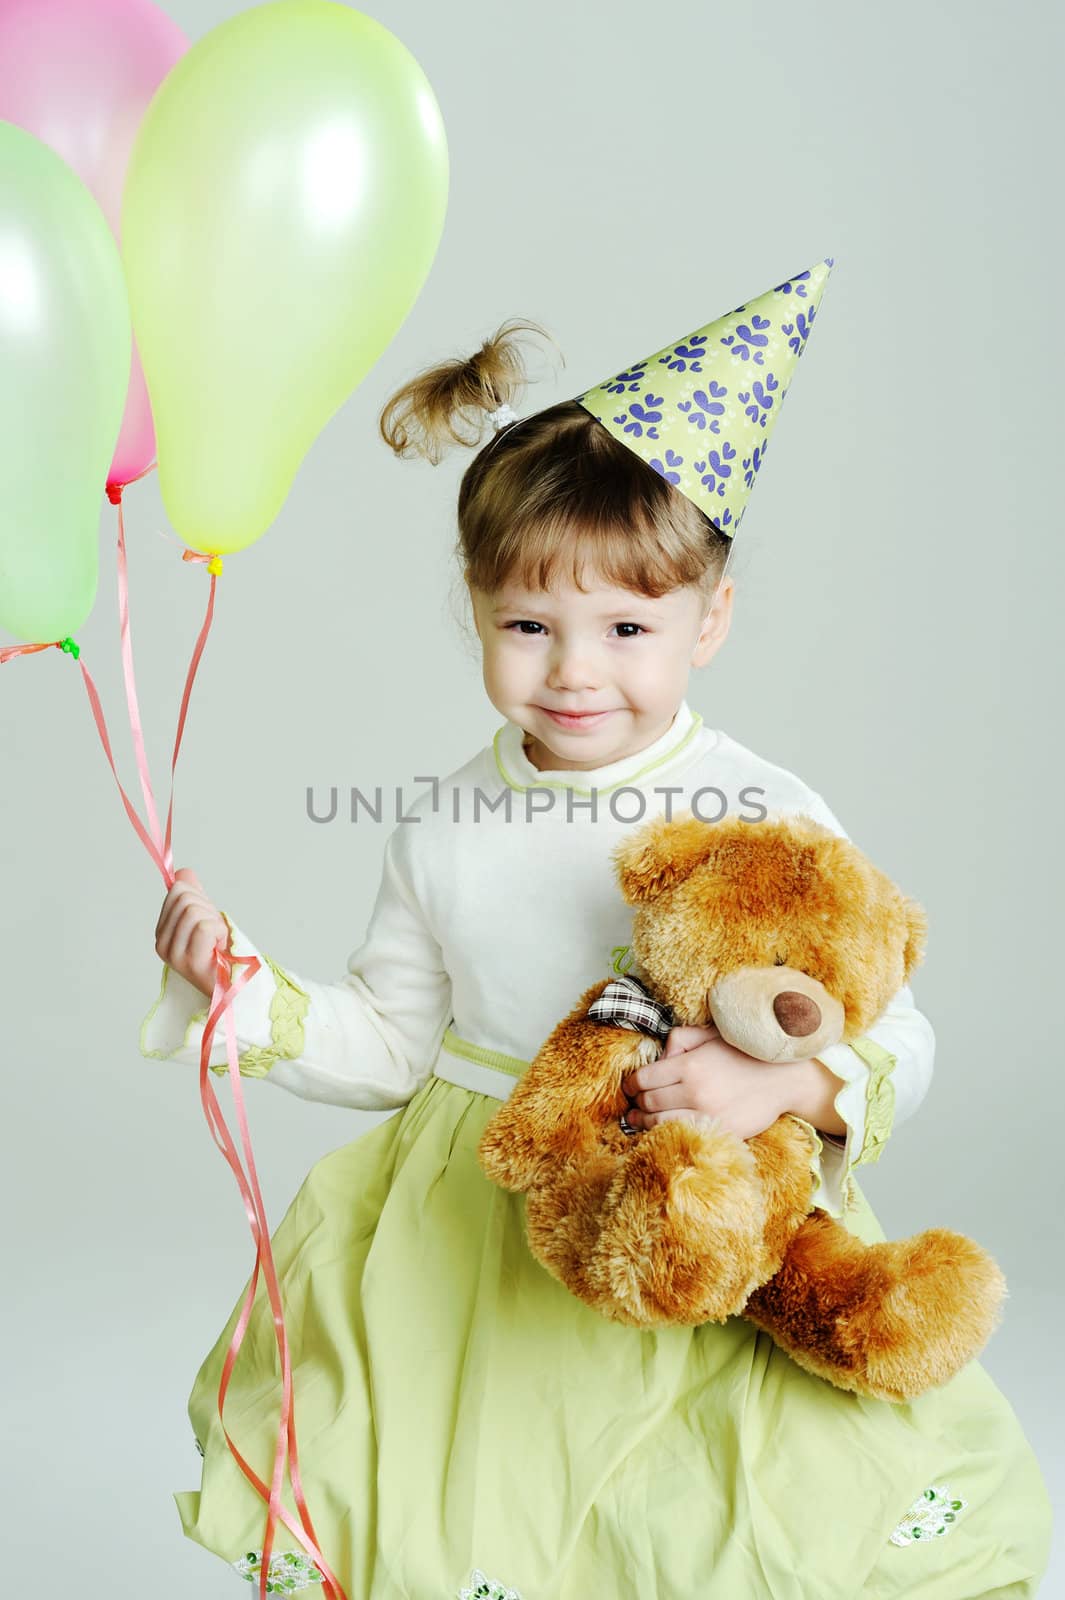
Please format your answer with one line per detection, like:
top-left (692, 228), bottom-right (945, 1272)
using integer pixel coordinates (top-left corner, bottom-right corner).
top-left (493, 699), bottom-right (706, 795)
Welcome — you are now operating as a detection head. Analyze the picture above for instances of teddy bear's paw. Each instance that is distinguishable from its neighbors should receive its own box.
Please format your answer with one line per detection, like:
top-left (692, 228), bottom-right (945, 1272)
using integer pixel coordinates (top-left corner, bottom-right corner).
top-left (843, 1229), bottom-right (1009, 1402)
top-left (585, 1121), bottom-right (768, 1327)
top-left (631, 1034), bottom-right (663, 1068)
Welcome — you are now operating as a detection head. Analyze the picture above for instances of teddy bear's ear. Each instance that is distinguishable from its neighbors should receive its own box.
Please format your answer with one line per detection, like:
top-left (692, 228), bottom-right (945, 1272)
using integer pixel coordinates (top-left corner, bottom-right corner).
top-left (900, 896), bottom-right (928, 981)
top-left (612, 810), bottom-right (714, 904)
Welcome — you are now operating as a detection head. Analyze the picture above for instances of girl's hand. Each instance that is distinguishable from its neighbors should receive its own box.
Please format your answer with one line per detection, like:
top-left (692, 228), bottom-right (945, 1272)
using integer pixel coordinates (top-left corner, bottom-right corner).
top-left (620, 1023), bottom-right (797, 1142)
top-left (154, 867), bottom-right (229, 1001)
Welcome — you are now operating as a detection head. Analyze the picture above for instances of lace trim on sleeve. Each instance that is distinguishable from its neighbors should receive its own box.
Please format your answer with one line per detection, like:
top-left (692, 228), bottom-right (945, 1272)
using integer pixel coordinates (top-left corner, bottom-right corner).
top-left (847, 1036), bottom-right (897, 1167)
top-left (205, 952), bottom-right (311, 1080)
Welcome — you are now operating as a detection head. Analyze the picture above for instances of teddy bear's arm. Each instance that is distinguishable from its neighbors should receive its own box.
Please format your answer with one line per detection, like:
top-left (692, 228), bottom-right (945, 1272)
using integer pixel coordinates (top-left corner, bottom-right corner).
top-left (477, 977), bottom-right (661, 1193)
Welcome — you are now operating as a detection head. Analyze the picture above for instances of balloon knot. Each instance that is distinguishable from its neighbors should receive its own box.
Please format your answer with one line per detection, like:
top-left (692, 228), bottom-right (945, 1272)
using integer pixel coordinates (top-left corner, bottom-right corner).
top-left (106, 484), bottom-right (123, 506)
top-left (180, 548), bottom-right (224, 576)
top-left (57, 637), bottom-right (80, 660)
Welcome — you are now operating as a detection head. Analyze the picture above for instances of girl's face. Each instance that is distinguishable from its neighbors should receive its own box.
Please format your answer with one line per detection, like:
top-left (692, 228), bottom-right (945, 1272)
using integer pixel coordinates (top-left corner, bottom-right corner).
top-left (470, 565), bottom-right (733, 772)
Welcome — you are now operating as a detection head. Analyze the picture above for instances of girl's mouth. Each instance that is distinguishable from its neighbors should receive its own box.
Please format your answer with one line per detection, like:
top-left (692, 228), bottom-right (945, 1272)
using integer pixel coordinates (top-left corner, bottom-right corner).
top-left (540, 708), bottom-right (616, 730)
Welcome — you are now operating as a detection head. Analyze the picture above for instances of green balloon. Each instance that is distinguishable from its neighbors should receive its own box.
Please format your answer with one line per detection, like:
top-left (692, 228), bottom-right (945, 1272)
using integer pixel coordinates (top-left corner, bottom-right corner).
top-left (121, 0), bottom-right (449, 557)
top-left (0, 121), bottom-right (131, 644)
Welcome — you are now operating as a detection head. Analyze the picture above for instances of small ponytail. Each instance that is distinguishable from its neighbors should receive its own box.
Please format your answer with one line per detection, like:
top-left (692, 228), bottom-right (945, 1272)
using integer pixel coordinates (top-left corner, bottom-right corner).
top-left (378, 316), bottom-right (562, 466)
top-left (379, 317), bottom-right (730, 613)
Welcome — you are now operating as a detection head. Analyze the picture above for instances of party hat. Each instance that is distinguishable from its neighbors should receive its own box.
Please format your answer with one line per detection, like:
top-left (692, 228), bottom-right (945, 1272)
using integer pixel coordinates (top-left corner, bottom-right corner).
top-left (574, 257), bottom-right (834, 537)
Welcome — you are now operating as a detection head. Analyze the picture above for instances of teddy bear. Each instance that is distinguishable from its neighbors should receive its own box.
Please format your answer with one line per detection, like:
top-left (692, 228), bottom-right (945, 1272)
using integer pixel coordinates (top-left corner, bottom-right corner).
top-left (477, 810), bottom-right (1006, 1404)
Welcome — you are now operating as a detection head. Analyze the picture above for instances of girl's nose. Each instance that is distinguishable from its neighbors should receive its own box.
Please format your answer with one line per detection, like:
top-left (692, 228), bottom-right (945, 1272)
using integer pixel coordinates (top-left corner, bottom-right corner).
top-left (546, 647), bottom-right (600, 692)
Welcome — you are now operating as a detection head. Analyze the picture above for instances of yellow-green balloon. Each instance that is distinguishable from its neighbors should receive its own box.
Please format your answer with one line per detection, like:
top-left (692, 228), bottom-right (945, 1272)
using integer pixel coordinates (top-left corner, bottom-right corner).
top-left (0, 122), bottom-right (131, 643)
top-left (121, 0), bottom-right (449, 557)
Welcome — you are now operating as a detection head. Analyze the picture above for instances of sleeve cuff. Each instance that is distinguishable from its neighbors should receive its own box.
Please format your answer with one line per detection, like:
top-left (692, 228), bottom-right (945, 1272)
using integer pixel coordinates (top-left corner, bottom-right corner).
top-left (804, 1037), bottom-right (897, 1217)
top-left (138, 912), bottom-right (310, 1079)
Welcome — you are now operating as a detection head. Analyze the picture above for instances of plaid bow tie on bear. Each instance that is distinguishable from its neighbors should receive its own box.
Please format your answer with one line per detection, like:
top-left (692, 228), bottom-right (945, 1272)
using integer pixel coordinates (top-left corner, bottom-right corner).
top-left (588, 973), bottom-right (675, 1039)
top-left (589, 974), bottom-right (674, 1136)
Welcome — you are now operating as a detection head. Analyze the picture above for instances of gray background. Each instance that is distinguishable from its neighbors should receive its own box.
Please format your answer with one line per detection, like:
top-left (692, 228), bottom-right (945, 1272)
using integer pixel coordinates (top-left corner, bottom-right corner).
top-left (2, 0), bottom-right (1060, 1592)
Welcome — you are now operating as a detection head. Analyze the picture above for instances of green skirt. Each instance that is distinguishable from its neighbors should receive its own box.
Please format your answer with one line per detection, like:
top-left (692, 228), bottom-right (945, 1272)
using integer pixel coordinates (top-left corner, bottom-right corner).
top-left (177, 1075), bottom-right (1052, 1599)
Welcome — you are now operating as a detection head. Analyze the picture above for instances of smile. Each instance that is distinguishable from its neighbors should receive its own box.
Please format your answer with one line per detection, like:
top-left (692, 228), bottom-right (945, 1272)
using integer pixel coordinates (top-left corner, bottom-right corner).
top-left (540, 708), bottom-right (616, 730)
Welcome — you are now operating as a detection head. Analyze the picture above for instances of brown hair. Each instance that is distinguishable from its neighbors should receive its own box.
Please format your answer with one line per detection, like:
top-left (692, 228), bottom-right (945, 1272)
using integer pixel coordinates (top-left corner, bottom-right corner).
top-left (378, 316), bottom-right (732, 610)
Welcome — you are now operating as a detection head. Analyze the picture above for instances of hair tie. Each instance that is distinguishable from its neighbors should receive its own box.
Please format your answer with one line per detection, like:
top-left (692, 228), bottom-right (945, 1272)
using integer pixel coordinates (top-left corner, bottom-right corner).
top-left (486, 402), bottom-right (518, 433)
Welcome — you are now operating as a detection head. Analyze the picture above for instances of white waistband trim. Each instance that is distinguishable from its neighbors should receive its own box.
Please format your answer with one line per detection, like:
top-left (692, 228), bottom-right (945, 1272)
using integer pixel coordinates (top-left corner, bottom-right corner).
top-left (432, 1049), bottom-right (517, 1101)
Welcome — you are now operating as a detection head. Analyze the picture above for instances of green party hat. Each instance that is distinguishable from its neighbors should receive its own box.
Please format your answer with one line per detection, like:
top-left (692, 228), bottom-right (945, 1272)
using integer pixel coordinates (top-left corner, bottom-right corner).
top-left (574, 257), bottom-right (834, 537)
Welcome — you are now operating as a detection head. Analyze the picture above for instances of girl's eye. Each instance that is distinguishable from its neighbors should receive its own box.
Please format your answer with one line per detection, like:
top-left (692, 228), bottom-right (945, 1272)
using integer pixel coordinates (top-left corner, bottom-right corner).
top-left (503, 621), bottom-right (647, 638)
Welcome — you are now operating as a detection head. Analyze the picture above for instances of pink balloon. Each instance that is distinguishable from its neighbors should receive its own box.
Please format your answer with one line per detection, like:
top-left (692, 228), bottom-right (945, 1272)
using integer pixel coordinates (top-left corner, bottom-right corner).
top-left (0, 0), bottom-right (188, 489)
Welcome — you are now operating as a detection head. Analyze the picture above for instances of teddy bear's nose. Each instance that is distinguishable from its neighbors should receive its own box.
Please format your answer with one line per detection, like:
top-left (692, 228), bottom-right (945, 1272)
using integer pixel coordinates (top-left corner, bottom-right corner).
top-left (773, 990), bottom-right (822, 1037)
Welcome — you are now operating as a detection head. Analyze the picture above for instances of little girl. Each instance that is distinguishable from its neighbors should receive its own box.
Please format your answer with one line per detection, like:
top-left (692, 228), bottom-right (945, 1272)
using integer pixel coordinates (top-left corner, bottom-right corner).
top-left (142, 266), bottom-right (1052, 1599)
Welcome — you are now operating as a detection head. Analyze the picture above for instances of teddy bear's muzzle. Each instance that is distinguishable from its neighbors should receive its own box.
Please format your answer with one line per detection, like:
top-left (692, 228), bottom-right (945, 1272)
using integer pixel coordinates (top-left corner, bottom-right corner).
top-left (708, 967), bottom-right (845, 1062)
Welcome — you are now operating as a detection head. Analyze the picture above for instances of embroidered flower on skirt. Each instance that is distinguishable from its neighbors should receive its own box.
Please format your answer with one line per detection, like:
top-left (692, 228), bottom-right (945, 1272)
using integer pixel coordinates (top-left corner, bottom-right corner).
top-left (232, 1550), bottom-right (325, 1591)
top-left (458, 1569), bottom-right (523, 1600)
top-left (889, 1483), bottom-right (969, 1546)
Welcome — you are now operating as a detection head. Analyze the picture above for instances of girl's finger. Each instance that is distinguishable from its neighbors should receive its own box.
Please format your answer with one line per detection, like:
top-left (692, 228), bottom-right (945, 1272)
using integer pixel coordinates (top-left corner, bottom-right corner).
top-left (171, 899), bottom-right (218, 966)
top-left (167, 902), bottom-right (200, 967)
top-left (622, 1060), bottom-right (684, 1097)
top-left (663, 1024), bottom-right (719, 1055)
top-left (633, 1062), bottom-right (684, 1100)
top-left (155, 881), bottom-right (204, 944)
top-left (642, 1107), bottom-right (722, 1132)
top-left (636, 1081), bottom-right (692, 1113)
top-left (156, 883), bottom-right (216, 953)
top-left (636, 1057), bottom-right (686, 1089)
top-left (155, 889), bottom-right (190, 951)
top-left (189, 920), bottom-right (227, 968)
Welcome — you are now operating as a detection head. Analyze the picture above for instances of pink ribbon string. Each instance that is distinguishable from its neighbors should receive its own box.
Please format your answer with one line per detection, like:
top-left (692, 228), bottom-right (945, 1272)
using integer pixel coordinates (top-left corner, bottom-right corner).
top-left (113, 484), bottom-right (348, 1600)
top-left (3, 484), bottom-right (349, 1600)
top-left (198, 951), bottom-right (346, 1600)
top-left (107, 468), bottom-right (168, 870)
top-left (0, 636), bottom-right (173, 880)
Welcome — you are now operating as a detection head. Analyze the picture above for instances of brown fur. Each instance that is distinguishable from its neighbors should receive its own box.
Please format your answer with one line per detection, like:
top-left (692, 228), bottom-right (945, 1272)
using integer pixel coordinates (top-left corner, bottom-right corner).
top-left (478, 811), bottom-right (1006, 1402)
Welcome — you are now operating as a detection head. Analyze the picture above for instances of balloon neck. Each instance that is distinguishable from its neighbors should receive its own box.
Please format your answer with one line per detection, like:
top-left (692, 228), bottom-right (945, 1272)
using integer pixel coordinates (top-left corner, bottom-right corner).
top-left (181, 548), bottom-right (224, 577)
top-left (57, 637), bottom-right (81, 660)
top-left (106, 483), bottom-right (123, 505)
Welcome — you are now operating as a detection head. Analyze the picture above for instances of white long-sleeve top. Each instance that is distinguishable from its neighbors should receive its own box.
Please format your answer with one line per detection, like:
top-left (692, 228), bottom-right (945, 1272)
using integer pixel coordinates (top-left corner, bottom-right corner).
top-left (140, 699), bottom-right (934, 1219)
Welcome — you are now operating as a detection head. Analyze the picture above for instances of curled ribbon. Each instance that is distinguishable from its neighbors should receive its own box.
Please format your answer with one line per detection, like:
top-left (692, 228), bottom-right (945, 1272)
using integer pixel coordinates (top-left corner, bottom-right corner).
top-left (3, 479), bottom-right (348, 1600)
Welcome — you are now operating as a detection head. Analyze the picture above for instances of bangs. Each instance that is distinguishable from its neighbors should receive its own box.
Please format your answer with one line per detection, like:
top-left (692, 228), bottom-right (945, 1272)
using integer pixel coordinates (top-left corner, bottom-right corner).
top-left (488, 507), bottom-right (712, 600)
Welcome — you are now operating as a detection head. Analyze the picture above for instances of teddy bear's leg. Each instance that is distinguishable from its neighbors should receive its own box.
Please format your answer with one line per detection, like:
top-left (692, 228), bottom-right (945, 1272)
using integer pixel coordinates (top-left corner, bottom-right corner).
top-left (742, 1210), bottom-right (1008, 1403)
top-left (574, 1113), bottom-right (820, 1328)
top-left (573, 1116), bottom-right (770, 1327)
top-left (523, 1147), bottom-right (633, 1310)
top-left (742, 1114), bottom-right (823, 1272)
